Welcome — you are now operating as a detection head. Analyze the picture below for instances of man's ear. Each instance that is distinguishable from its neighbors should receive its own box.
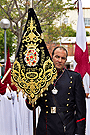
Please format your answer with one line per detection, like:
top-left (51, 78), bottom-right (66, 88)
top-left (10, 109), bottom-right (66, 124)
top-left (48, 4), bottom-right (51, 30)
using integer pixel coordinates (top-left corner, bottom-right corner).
top-left (65, 58), bottom-right (67, 62)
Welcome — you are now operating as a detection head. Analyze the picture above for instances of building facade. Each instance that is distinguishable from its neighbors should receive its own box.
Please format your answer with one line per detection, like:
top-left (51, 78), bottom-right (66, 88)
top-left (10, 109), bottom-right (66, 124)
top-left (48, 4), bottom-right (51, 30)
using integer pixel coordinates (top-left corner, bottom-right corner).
top-left (52, 7), bottom-right (90, 69)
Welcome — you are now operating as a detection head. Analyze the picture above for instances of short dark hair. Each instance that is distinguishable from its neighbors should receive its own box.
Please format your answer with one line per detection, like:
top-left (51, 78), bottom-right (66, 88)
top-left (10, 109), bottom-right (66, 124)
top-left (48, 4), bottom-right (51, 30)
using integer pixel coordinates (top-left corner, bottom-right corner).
top-left (52, 46), bottom-right (68, 58)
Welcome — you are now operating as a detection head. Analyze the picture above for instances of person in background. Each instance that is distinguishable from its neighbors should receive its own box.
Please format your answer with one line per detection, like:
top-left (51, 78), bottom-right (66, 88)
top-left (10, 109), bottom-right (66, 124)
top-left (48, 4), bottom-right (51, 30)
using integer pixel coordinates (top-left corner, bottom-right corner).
top-left (26, 46), bottom-right (86, 135)
top-left (0, 79), bottom-right (12, 95)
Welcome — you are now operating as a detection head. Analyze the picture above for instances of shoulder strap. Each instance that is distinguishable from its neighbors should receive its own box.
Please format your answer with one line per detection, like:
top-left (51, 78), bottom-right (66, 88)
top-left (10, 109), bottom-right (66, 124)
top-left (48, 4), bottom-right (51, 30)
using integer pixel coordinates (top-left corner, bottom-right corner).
top-left (52, 94), bottom-right (66, 132)
top-left (52, 94), bottom-right (74, 132)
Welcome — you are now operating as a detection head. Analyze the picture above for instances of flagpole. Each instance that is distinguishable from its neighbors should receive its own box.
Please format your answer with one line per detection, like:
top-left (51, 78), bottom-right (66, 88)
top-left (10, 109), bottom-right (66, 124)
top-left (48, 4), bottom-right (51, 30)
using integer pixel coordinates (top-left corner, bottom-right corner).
top-left (30, 0), bottom-right (33, 8)
top-left (33, 108), bottom-right (36, 135)
top-left (30, 1), bottom-right (36, 135)
top-left (1, 68), bottom-right (11, 83)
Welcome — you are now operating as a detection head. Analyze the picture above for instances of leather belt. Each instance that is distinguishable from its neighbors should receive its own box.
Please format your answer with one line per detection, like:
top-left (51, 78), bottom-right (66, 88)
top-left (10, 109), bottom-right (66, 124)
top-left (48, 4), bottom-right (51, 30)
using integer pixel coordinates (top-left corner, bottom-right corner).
top-left (42, 105), bottom-right (75, 114)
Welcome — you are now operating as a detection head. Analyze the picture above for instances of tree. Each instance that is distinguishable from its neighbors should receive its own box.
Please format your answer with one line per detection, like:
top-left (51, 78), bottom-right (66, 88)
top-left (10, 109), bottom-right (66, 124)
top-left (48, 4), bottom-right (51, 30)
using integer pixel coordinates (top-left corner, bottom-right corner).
top-left (60, 23), bottom-right (76, 37)
top-left (0, 0), bottom-right (74, 55)
top-left (0, 27), bottom-right (16, 59)
top-left (43, 23), bottom-right (76, 43)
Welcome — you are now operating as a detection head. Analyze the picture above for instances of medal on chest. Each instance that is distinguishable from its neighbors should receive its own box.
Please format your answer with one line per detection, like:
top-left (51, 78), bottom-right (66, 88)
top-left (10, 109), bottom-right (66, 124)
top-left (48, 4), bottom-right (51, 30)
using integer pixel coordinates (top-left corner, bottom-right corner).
top-left (52, 87), bottom-right (58, 94)
top-left (51, 68), bottom-right (65, 95)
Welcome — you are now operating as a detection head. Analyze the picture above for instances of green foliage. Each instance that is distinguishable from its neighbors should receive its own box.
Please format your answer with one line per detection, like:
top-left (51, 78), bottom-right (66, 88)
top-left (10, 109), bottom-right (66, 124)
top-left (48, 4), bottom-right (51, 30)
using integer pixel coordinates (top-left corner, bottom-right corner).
top-left (0, 0), bottom-right (74, 58)
top-left (43, 23), bottom-right (76, 43)
top-left (34, 0), bottom-right (75, 43)
top-left (0, 28), bottom-right (16, 59)
top-left (60, 23), bottom-right (76, 37)
top-left (86, 31), bottom-right (90, 36)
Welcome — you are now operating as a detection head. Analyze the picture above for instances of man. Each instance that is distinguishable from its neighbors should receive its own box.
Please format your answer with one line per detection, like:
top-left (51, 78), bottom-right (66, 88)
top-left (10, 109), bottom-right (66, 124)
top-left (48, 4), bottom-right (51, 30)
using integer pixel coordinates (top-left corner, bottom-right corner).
top-left (26, 46), bottom-right (86, 135)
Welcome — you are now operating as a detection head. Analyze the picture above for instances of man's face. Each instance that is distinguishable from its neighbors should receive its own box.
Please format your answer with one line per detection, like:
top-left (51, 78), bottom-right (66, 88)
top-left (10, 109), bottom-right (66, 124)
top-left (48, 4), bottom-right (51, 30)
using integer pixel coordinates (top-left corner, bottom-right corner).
top-left (52, 48), bottom-right (67, 70)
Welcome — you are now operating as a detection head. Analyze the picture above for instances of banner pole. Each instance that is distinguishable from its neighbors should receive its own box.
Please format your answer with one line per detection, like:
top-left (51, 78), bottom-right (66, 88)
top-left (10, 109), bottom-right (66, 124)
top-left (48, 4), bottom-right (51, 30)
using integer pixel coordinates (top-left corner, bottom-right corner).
top-left (30, 0), bottom-right (33, 8)
top-left (33, 109), bottom-right (36, 135)
top-left (30, 2), bottom-right (36, 134)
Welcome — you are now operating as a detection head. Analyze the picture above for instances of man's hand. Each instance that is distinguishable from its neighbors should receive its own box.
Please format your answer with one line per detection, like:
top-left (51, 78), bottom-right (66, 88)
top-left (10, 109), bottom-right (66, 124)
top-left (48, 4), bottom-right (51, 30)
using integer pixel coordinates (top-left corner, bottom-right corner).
top-left (86, 93), bottom-right (89, 98)
top-left (7, 84), bottom-right (12, 92)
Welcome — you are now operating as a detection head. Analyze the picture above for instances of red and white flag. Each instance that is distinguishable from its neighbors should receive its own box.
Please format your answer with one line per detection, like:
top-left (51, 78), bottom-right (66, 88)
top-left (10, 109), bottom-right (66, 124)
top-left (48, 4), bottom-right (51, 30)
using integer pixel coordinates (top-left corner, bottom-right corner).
top-left (74, 0), bottom-right (90, 93)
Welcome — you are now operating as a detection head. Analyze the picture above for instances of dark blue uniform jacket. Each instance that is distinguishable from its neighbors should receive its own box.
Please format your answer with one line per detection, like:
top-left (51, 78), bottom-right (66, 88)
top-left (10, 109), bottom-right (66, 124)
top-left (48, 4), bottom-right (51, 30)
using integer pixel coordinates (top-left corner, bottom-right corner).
top-left (26, 69), bottom-right (86, 135)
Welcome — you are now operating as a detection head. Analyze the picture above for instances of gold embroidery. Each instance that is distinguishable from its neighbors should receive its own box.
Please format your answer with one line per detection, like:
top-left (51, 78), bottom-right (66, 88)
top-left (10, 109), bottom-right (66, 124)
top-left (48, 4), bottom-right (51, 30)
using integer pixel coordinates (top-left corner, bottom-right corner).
top-left (11, 16), bottom-right (57, 107)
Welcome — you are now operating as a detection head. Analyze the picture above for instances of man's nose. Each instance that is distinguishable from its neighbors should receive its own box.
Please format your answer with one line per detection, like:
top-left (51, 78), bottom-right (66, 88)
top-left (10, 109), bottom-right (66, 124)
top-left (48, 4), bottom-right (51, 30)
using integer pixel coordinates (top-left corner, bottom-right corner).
top-left (58, 57), bottom-right (62, 62)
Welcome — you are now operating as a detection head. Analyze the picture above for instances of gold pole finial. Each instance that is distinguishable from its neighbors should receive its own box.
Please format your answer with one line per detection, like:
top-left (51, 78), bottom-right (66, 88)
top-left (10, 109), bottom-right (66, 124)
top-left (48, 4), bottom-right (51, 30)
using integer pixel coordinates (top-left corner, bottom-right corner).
top-left (0, 63), bottom-right (3, 67)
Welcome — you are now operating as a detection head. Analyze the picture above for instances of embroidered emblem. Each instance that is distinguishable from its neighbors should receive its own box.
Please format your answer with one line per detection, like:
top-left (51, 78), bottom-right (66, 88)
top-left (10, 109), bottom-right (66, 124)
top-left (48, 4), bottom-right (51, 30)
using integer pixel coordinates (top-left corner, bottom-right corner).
top-left (24, 48), bottom-right (39, 67)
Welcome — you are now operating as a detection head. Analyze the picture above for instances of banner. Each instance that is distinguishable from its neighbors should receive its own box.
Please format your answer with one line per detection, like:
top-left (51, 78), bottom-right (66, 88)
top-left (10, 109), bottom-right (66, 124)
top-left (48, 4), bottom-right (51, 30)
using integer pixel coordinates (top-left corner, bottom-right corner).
top-left (11, 8), bottom-right (57, 106)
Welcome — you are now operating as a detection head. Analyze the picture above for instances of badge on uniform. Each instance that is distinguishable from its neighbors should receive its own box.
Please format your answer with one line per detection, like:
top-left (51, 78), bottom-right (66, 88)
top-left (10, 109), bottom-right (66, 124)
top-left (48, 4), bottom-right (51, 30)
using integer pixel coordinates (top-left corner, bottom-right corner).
top-left (52, 87), bottom-right (58, 94)
top-left (51, 107), bottom-right (56, 114)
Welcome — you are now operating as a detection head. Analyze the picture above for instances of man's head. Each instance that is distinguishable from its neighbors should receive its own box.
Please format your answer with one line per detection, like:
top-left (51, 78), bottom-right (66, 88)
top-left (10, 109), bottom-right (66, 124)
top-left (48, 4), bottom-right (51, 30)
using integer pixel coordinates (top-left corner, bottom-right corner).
top-left (52, 46), bottom-right (68, 70)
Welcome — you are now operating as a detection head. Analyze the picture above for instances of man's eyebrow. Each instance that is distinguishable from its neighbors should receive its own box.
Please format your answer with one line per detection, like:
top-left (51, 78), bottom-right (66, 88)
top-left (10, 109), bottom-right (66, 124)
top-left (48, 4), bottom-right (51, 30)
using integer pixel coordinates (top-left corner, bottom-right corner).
top-left (55, 55), bottom-right (66, 59)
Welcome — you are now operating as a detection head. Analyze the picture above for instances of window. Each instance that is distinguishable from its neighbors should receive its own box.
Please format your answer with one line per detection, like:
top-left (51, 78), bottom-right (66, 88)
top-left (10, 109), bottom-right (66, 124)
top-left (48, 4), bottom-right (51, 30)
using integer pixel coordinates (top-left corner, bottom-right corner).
top-left (84, 18), bottom-right (90, 26)
top-left (63, 18), bottom-right (68, 24)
